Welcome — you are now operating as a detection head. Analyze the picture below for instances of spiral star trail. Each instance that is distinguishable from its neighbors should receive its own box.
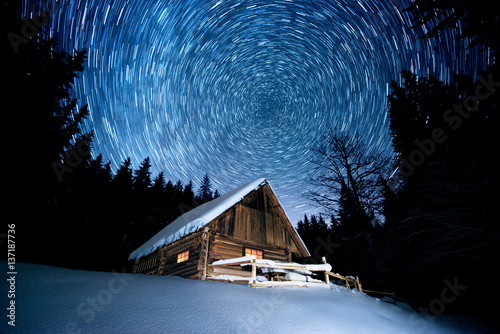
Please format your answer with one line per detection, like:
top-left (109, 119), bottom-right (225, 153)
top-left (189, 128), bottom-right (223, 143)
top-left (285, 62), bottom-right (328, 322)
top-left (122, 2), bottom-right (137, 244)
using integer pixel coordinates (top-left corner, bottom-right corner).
top-left (24, 0), bottom-right (488, 223)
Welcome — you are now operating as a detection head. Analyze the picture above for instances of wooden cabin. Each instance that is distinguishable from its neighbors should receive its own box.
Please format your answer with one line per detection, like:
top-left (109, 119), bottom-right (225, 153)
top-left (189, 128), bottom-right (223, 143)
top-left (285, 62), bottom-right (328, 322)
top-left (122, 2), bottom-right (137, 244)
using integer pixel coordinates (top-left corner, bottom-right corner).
top-left (129, 178), bottom-right (310, 280)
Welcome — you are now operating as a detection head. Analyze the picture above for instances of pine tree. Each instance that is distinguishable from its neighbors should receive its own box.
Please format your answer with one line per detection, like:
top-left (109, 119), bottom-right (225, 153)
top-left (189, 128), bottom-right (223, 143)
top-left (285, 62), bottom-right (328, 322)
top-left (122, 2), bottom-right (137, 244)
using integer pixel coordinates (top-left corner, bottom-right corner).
top-left (329, 214), bottom-right (339, 233)
top-left (133, 157), bottom-right (152, 199)
top-left (387, 69), bottom-right (500, 314)
top-left (309, 215), bottom-right (319, 232)
top-left (112, 158), bottom-right (134, 193)
top-left (3, 2), bottom-right (90, 192)
top-left (300, 214), bottom-right (311, 249)
top-left (183, 180), bottom-right (195, 208)
top-left (174, 180), bottom-right (184, 195)
top-left (163, 180), bottom-right (175, 221)
top-left (318, 215), bottom-right (328, 234)
top-left (152, 172), bottom-right (166, 194)
top-left (151, 172), bottom-right (166, 211)
top-left (98, 158), bottom-right (113, 186)
top-left (297, 219), bottom-right (304, 235)
top-left (197, 173), bottom-right (213, 204)
top-left (302, 214), bottom-right (310, 234)
top-left (2, 2), bottom-right (90, 266)
top-left (405, 0), bottom-right (499, 55)
top-left (165, 180), bottom-right (174, 201)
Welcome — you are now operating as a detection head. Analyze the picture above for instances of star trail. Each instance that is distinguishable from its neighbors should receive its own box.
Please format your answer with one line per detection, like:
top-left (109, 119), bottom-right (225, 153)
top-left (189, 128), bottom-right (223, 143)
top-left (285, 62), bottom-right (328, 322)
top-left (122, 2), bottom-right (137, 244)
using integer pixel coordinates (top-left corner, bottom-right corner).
top-left (24, 0), bottom-right (488, 223)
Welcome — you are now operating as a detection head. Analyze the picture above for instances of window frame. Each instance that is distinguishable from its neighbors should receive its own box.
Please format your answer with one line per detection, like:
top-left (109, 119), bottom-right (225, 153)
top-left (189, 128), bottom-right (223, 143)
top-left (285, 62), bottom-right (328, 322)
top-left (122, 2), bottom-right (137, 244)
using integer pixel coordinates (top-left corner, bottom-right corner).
top-left (177, 250), bottom-right (189, 263)
top-left (243, 247), bottom-right (263, 259)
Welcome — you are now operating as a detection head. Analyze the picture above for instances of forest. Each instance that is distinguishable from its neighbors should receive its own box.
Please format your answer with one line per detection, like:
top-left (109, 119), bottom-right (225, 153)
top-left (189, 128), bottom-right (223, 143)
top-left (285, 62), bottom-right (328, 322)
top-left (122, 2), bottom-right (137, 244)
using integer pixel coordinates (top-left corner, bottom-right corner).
top-left (296, 0), bottom-right (499, 319)
top-left (3, 0), bottom-right (499, 320)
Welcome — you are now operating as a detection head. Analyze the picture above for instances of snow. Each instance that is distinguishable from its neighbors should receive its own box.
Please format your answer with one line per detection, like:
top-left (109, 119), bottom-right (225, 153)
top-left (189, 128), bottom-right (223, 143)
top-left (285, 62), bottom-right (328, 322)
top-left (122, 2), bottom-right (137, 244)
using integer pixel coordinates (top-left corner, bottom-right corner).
top-left (211, 256), bottom-right (257, 266)
top-left (2, 261), bottom-right (495, 334)
top-left (128, 178), bottom-right (309, 261)
top-left (240, 258), bottom-right (331, 275)
top-left (284, 272), bottom-right (307, 281)
top-left (304, 263), bottom-right (332, 272)
top-left (208, 275), bottom-right (268, 282)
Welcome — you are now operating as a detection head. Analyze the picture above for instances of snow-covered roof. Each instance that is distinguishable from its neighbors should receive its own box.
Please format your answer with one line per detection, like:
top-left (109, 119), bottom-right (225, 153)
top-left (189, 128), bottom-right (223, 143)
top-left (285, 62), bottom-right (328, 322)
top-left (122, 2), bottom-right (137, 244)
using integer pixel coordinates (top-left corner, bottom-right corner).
top-left (130, 178), bottom-right (281, 260)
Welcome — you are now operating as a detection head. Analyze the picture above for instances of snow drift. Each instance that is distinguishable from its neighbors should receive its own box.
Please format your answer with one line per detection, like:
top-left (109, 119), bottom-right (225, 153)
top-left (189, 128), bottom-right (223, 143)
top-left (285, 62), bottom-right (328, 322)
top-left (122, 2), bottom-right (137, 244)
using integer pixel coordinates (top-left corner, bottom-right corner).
top-left (1, 261), bottom-right (496, 333)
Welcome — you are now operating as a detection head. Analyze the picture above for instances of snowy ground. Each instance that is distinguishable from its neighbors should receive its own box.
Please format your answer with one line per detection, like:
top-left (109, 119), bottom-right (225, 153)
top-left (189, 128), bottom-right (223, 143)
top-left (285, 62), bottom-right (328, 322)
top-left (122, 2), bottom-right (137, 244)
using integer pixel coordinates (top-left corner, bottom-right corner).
top-left (1, 261), bottom-right (496, 333)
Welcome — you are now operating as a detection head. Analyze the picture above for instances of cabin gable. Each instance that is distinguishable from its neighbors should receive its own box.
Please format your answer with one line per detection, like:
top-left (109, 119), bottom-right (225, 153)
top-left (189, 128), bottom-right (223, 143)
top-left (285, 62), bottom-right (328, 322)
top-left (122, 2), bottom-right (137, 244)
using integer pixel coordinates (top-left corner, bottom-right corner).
top-left (208, 184), bottom-right (307, 258)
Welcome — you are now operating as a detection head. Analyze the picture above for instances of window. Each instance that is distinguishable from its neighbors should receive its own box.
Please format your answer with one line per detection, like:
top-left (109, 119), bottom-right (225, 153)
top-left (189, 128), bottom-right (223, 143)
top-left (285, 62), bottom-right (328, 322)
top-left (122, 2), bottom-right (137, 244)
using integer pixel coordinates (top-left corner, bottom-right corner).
top-left (244, 248), bottom-right (263, 259)
top-left (177, 251), bottom-right (189, 263)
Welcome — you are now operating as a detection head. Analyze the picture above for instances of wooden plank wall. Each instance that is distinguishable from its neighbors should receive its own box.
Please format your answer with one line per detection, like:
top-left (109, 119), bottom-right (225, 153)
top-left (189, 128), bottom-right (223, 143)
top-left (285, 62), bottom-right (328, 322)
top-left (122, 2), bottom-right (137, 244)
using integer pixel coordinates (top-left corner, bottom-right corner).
top-left (212, 234), bottom-right (290, 261)
top-left (261, 184), bottom-right (308, 256)
top-left (210, 185), bottom-right (302, 255)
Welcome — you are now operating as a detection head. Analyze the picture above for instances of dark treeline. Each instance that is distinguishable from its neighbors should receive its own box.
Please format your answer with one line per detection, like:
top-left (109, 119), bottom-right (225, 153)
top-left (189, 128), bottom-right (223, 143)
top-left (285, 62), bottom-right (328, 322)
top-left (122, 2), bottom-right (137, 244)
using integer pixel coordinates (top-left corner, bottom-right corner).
top-left (24, 145), bottom-right (221, 273)
top-left (2, 1), bottom-right (220, 272)
top-left (297, 214), bottom-right (332, 264)
top-left (50, 153), bottom-right (221, 272)
top-left (298, 0), bottom-right (499, 320)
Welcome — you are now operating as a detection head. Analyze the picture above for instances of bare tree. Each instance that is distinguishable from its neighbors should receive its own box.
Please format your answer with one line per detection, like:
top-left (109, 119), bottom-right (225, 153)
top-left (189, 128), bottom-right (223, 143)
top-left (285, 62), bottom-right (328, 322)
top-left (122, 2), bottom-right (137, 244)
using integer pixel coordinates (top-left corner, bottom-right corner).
top-left (307, 128), bottom-right (390, 229)
top-left (305, 128), bottom-right (392, 288)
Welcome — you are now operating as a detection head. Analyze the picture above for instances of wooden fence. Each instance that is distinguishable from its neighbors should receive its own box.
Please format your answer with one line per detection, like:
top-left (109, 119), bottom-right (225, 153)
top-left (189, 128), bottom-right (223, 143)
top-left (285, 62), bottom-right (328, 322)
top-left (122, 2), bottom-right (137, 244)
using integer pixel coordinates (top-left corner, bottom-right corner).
top-left (209, 256), bottom-right (349, 289)
top-left (207, 256), bottom-right (397, 303)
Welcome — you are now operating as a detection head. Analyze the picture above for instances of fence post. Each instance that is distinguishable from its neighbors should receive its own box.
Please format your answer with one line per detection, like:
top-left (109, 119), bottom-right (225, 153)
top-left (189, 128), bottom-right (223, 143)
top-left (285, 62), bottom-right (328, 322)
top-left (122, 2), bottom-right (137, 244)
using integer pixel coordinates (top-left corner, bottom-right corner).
top-left (251, 258), bottom-right (257, 286)
top-left (322, 257), bottom-right (329, 285)
top-left (356, 276), bottom-right (363, 292)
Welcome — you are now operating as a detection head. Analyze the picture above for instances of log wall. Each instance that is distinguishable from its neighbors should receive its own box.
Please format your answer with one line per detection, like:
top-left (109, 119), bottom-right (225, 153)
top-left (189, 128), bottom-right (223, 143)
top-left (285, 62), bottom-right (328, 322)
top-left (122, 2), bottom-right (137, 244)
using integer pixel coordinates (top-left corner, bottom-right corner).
top-left (132, 252), bottom-right (161, 275)
top-left (157, 230), bottom-right (204, 279)
top-left (206, 233), bottom-right (290, 277)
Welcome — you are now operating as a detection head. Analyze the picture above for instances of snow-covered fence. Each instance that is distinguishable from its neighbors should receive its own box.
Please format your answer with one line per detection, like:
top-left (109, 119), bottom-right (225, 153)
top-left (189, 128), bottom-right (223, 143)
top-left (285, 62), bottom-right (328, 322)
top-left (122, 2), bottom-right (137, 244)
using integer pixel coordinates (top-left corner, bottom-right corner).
top-left (325, 271), bottom-right (361, 290)
top-left (209, 256), bottom-right (333, 288)
top-left (208, 255), bottom-right (397, 303)
top-left (325, 271), bottom-right (396, 302)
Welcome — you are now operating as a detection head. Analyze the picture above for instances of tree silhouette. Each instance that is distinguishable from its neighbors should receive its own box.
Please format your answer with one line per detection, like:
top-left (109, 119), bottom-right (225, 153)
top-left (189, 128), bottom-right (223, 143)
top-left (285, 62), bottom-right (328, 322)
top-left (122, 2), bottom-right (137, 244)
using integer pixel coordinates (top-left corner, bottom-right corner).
top-left (133, 157), bottom-right (152, 207)
top-left (3, 2), bottom-right (90, 193)
top-left (405, 0), bottom-right (499, 55)
top-left (307, 128), bottom-right (388, 229)
top-left (196, 173), bottom-right (214, 204)
top-left (183, 180), bottom-right (195, 207)
top-left (151, 172), bottom-right (166, 204)
top-left (306, 128), bottom-right (390, 288)
top-left (112, 158), bottom-right (134, 203)
top-left (2, 1), bottom-right (92, 265)
top-left (386, 68), bottom-right (500, 317)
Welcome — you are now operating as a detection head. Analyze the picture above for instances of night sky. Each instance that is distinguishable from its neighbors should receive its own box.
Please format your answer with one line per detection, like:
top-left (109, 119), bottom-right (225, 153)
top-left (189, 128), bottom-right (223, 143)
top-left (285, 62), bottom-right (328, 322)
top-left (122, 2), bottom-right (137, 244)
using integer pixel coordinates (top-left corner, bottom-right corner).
top-left (24, 0), bottom-right (489, 223)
